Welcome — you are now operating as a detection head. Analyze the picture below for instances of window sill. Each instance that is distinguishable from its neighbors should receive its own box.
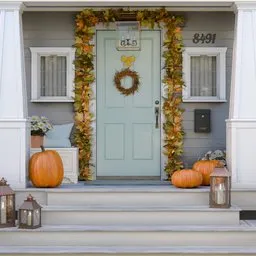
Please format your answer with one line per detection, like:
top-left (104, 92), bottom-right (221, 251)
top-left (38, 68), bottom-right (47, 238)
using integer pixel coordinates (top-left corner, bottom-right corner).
top-left (30, 99), bottom-right (74, 103)
top-left (183, 99), bottom-right (227, 103)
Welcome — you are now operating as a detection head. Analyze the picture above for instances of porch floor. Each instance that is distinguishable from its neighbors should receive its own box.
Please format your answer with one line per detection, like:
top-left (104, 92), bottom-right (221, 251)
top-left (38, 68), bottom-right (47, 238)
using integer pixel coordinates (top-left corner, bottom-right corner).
top-left (24, 180), bottom-right (256, 191)
top-left (25, 180), bottom-right (210, 191)
top-left (84, 179), bottom-right (171, 186)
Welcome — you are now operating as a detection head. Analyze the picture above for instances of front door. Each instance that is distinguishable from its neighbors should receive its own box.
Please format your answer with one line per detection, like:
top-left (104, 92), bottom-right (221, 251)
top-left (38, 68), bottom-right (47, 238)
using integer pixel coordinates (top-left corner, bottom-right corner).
top-left (97, 30), bottom-right (161, 178)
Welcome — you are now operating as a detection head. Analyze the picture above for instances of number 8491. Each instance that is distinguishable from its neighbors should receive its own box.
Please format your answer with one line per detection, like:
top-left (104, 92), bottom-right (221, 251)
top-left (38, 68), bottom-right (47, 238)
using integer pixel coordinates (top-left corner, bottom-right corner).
top-left (192, 33), bottom-right (216, 44)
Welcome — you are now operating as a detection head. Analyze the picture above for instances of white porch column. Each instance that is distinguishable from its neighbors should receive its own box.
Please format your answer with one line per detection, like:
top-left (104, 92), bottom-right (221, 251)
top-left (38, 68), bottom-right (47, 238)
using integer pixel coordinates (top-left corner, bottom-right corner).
top-left (0, 2), bottom-right (29, 188)
top-left (227, 2), bottom-right (256, 188)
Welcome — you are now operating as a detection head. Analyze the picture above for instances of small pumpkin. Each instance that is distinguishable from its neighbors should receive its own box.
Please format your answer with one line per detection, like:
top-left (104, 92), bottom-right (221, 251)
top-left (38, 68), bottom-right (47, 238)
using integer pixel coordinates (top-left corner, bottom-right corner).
top-left (29, 146), bottom-right (64, 188)
top-left (192, 160), bottom-right (223, 186)
top-left (171, 169), bottom-right (203, 188)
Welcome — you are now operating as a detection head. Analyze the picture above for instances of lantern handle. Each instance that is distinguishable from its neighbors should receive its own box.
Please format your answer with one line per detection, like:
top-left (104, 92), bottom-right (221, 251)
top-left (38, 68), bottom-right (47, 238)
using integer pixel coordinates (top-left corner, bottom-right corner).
top-left (0, 178), bottom-right (7, 186)
top-left (27, 194), bottom-right (34, 201)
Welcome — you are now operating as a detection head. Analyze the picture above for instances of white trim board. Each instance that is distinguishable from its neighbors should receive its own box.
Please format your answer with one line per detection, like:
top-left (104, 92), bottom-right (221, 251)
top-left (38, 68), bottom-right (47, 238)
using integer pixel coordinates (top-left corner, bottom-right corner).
top-left (19, 0), bottom-right (235, 11)
top-left (21, 0), bottom-right (234, 7)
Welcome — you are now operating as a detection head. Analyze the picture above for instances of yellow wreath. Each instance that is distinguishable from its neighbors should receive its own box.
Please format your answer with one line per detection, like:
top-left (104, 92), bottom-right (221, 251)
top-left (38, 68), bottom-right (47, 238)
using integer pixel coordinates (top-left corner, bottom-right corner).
top-left (114, 68), bottom-right (140, 96)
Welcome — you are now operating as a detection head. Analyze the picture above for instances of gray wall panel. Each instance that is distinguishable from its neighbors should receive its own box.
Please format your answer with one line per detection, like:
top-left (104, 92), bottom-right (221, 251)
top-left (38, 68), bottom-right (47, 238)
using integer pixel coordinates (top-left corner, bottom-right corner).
top-left (23, 12), bottom-right (76, 125)
top-left (23, 11), bottom-right (234, 166)
top-left (181, 11), bottom-right (234, 167)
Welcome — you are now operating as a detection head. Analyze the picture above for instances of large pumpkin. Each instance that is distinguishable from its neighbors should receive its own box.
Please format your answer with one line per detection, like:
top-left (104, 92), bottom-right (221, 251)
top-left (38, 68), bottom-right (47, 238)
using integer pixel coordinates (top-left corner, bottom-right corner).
top-left (29, 146), bottom-right (64, 188)
top-left (192, 160), bottom-right (222, 186)
top-left (171, 169), bottom-right (203, 188)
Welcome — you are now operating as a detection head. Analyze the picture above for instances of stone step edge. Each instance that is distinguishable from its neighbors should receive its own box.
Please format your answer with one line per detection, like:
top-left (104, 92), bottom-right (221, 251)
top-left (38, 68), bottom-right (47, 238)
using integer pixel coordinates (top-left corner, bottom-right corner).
top-left (15, 185), bottom-right (256, 193)
top-left (2, 245), bottom-right (256, 254)
top-left (0, 221), bottom-right (254, 232)
top-left (42, 205), bottom-right (240, 212)
top-left (14, 186), bottom-right (210, 193)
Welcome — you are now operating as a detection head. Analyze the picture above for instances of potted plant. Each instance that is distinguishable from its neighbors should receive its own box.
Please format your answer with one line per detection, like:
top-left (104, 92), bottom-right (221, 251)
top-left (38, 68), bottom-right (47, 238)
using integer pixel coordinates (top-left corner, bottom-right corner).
top-left (200, 149), bottom-right (226, 167)
top-left (29, 116), bottom-right (52, 148)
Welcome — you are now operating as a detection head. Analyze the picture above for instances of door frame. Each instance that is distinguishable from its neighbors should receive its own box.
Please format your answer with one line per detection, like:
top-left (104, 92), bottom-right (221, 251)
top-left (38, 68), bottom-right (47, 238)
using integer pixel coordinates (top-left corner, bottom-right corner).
top-left (90, 23), bottom-right (167, 180)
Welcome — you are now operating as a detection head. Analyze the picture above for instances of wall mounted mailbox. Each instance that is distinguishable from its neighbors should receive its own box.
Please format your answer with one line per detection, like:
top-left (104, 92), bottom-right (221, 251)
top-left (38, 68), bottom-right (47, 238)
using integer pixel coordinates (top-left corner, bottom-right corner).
top-left (194, 109), bottom-right (211, 133)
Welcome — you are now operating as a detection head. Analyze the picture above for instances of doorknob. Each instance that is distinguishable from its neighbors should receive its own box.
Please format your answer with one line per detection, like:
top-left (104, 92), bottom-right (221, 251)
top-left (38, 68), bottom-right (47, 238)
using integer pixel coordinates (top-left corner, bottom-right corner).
top-left (155, 107), bottom-right (159, 129)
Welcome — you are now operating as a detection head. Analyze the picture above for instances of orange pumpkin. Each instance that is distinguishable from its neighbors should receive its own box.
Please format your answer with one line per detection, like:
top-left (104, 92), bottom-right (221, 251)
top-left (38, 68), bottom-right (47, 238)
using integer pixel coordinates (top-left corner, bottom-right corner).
top-left (192, 160), bottom-right (222, 186)
top-left (29, 146), bottom-right (64, 188)
top-left (171, 169), bottom-right (203, 188)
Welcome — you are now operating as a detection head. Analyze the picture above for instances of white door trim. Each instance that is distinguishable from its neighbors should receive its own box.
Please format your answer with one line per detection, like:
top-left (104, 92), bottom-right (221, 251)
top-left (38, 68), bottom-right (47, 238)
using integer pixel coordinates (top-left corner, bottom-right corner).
top-left (90, 23), bottom-right (167, 180)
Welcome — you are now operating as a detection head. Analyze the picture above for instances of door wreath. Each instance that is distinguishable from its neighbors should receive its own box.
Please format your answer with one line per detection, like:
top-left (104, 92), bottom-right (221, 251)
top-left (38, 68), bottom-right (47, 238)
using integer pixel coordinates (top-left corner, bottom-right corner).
top-left (114, 68), bottom-right (140, 96)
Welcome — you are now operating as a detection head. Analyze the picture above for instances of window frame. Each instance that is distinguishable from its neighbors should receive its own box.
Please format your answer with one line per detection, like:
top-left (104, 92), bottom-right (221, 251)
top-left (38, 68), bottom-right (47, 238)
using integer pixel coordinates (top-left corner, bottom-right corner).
top-left (182, 47), bottom-right (227, 102)
top-left (30, 47), bottom-right (75, 102)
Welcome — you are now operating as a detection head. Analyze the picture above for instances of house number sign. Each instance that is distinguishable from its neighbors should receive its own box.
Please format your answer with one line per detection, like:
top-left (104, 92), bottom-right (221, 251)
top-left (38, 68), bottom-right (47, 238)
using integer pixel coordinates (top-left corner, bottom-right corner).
top-left (192, 33), bottom-right (216, 44)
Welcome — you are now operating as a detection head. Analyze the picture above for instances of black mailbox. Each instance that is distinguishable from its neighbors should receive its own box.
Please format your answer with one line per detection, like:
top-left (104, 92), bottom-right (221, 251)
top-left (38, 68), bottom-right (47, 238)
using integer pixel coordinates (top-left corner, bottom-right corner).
top-left (194, 109), bottom-right (211, 133)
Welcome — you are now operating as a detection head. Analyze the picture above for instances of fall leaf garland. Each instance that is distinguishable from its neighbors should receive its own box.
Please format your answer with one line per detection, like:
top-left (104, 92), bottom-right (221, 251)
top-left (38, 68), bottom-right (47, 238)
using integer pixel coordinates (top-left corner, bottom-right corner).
top-left (74, 8), bottom-right (185, 180)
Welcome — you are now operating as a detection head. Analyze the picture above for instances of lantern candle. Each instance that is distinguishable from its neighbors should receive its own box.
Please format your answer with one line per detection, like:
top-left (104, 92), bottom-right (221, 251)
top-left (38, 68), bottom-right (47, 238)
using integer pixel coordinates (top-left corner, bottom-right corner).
top-left (34, 209), bottom-right (40, 226)
top-left (27, 211), bottom-right (32, 226)
top-left (1, 197), bottom-right (6, 224)
top-left (215, 183), bottom-right (226, 204)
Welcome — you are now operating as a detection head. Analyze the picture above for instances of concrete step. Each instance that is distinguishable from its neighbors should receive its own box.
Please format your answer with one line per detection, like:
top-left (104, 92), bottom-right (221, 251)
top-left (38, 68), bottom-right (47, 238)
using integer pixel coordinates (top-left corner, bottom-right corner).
top-left (2, 245), bottom-right (256, 255)
top-left (15, 185), bottom-right (256, 211)
top-left (1, 222), bottom-right (256, 247)
top-left (15, 186), bottom-right (210, 207)
top-left (44, 186), bottom-right (211, 207)
top-left (41, 205), bottom-right (240, 226)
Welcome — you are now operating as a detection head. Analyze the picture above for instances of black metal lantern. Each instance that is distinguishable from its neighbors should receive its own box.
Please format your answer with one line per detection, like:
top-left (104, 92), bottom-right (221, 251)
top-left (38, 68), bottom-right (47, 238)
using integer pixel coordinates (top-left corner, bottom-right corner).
top-left (209, 167), bottom-right (231, 208)
top-left (18, 194), bottom-right (42, 229)
top-left (0, 178), bottom-right (15, 228)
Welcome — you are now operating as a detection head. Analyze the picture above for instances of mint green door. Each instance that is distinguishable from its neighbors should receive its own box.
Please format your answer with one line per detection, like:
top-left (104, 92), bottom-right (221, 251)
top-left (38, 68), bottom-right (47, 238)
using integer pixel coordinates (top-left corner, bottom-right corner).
top-left (97, 30), bottom-right (161, 178)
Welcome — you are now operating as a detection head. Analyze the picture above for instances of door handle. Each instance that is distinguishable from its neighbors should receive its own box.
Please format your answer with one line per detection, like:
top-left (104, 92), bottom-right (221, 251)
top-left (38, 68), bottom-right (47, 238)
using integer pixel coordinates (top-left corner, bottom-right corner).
top-left (155, 107), bottom-right (159, 128)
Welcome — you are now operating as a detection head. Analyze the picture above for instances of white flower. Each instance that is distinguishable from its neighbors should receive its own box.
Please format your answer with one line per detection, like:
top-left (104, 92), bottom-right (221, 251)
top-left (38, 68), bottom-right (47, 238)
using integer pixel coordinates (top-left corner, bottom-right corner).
top-left (201, 149), bottom-right (226, 166)
top-left (214, 150), bottom-right (224, 157)
top-left (29, 116), bottom-right (52, 136)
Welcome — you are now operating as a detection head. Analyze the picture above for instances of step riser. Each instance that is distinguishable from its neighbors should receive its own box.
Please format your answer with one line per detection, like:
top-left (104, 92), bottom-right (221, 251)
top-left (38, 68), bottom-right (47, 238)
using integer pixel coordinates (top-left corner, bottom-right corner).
top-left (14, 190), bottom-right (256, 211)
top-left (0, 253), bottom-right (255, 256)
top-left (1, 232), bottom-right (256, 246)
top-left (232, 191), bottom-right (256, 210)
top-left (42, 211), bottom-right (240, 225)
top-left (47, 192), bottom-right (209, 206)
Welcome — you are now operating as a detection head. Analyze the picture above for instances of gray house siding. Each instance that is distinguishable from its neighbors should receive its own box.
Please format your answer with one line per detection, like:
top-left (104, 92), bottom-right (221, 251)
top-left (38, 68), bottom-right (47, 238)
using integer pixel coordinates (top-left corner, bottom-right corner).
top-left (22, 11), bottom-right (234, 167)
top-left (23, 12), bottom-right (75, 124)
top-left (182, 12), bottom-right (234, 166)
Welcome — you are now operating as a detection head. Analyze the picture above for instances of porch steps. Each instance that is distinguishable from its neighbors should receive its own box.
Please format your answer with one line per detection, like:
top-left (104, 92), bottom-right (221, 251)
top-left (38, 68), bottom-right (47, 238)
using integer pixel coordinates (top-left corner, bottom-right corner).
top-left (42, 205), bottom-right (240, 225)
top-left (1, 223), bottom-right (256, 246)
top-left (4, 185), bottom-right (256, 255)
top-left (2, 245), bottom-right (256, 255)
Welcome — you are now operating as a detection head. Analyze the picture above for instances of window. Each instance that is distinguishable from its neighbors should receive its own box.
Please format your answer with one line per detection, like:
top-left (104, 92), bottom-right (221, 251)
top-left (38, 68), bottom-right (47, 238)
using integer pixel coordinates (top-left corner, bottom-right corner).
top-left (182, 47), bottom-right (227, 102)
top-left (30, 47), bottom-right (75, 102)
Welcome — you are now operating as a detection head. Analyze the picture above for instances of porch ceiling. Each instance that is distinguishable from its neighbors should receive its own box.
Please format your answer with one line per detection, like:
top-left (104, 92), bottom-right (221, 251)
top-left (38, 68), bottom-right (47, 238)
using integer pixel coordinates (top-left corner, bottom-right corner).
top-left (22, 0), bottom-right (234, 12)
